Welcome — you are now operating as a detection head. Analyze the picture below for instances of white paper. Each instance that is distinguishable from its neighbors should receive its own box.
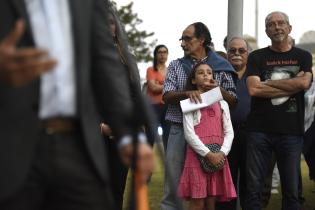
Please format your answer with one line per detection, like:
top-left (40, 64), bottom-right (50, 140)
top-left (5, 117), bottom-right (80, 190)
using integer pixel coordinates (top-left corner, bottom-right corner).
top-left (180, 87), bottom-right (223, 114)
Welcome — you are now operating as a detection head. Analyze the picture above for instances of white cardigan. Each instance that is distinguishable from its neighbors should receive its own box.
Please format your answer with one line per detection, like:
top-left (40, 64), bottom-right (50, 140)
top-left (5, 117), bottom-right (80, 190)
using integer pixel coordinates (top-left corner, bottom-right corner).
top-left (183, 100), bottom-right (234, 157)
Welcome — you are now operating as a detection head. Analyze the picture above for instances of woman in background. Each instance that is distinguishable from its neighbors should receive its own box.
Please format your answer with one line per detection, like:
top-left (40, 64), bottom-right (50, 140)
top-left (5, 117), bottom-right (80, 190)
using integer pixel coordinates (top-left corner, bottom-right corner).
top-left (146, 45), bottom-right (170, 150)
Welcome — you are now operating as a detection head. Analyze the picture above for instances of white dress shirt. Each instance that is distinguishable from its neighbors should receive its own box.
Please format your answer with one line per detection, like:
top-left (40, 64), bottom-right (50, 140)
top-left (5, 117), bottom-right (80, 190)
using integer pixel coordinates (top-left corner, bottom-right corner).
top-left (25, 0), bottom-right (76, 119)
top-left (183, 100), bottom-right (234, 157)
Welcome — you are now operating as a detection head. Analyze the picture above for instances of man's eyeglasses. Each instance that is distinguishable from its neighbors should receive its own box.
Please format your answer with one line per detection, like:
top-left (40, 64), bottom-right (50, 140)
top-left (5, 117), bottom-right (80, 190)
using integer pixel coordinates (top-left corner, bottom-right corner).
top-left (266, 20), bottom-right (288, 29)
top-left (227, 48), bottom-right (247, 55)
top-left (157, 50), bottom-right (168, 54)
top-left (179, 35), bottom-right (195, 42)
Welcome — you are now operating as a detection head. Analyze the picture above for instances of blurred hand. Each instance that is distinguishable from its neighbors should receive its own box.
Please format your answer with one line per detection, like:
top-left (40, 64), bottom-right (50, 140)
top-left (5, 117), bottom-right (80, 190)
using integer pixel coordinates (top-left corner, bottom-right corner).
top-left (202, 78), bottom-right (218, 91)
top-left (120, 142), bottom-right (155, 183)
top-left (205, 151), bottom-right (225, 168)
top-left (0, 20), bottom-right (57, 87)
top-left (100, 123), bottom-right (112, 136)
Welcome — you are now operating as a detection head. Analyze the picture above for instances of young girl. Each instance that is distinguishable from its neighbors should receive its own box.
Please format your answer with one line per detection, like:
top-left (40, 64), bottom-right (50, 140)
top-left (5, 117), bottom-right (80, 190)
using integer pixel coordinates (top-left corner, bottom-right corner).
top-left (178, 63), bottom-right (236, 210)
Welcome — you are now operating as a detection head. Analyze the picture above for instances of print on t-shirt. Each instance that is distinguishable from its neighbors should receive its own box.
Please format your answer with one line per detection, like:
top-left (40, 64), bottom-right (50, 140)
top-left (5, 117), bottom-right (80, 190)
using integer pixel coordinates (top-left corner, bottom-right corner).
top-left (263, 65), bottom-right (299, 111)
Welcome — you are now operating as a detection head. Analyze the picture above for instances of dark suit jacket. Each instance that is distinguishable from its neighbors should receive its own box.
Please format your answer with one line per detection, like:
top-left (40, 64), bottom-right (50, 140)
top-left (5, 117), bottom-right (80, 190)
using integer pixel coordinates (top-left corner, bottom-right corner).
top-left (0, 0), bottom-right (134, 200)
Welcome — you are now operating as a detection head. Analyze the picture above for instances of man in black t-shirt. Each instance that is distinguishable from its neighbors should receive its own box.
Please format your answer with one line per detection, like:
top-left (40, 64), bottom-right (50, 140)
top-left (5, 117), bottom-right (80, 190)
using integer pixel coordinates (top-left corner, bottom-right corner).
top-left (244, 11), bottom-right (313, 210)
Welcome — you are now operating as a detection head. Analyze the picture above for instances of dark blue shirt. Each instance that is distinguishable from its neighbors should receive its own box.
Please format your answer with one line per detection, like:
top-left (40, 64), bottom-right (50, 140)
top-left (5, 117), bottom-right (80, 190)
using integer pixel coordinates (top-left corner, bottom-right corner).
top-left (231, 73), bottom-right (251, 124)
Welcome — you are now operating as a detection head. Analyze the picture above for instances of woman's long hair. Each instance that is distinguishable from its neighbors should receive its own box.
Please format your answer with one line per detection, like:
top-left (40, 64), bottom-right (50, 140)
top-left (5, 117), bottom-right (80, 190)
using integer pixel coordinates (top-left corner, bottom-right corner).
top-left (107, 1), bottom-right (158, 141)
top-left (108, 4), bottom-right (140, 85)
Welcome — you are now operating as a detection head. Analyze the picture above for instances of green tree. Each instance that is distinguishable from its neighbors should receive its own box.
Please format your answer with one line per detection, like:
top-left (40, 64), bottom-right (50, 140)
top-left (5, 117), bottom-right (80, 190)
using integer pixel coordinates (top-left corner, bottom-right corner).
top-left (113, 2), bottom-right (156, 63)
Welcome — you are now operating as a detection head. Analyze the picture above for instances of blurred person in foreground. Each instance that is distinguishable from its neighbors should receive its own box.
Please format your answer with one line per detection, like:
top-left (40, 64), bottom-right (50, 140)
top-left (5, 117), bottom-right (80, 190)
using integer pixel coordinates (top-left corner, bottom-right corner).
top-left (100, 5), bottom-right (144, 210)
top-left (244, 11), bottom-right (313, 210)
top-left (0, 0), bottom-right (154, 209)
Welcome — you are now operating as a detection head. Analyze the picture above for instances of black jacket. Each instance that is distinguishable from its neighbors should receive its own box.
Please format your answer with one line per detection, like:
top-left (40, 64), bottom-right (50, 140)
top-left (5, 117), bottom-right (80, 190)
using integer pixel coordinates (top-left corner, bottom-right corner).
top-left (0, 0), bottom-right (134, 200)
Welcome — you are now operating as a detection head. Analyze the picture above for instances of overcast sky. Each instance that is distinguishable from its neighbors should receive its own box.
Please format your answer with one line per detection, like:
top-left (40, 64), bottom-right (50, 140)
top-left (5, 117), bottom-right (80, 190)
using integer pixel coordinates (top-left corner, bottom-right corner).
top-left (114, 0), bottom-right (315, 78)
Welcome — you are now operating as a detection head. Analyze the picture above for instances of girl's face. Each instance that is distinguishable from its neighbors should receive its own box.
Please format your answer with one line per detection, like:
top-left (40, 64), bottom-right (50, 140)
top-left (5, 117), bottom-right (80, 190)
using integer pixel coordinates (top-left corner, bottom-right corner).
top-left (192, 64), bottom-right (214, 92)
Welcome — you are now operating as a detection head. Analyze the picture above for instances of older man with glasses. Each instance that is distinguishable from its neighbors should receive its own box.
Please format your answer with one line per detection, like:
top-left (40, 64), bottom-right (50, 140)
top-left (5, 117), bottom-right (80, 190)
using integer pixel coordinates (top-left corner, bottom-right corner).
top-left (160, 22), bottom-right (237, 210)
top-left (216, 37), bottom-right (251, 210)
top-left (244, 11), bottom-right (313, 210)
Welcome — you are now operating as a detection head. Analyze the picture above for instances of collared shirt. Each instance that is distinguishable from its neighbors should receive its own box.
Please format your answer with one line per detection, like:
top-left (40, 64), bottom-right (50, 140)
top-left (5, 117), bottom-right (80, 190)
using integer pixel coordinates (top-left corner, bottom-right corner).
top-left (25, 0), bottom-right (76, 119)
top-left (163, 58), bottom-right (237, 123)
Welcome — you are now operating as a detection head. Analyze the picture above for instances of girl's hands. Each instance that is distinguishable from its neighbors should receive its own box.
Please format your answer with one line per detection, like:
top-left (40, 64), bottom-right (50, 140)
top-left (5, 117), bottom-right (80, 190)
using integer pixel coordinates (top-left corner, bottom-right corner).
top-left (205, 151), bottom-right (225, 168)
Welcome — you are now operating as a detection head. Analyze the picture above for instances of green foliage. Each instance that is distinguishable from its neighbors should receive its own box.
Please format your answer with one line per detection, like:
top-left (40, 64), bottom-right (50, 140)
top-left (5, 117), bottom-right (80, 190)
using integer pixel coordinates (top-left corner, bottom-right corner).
top-left (112, 2), bottom-right (156, 63)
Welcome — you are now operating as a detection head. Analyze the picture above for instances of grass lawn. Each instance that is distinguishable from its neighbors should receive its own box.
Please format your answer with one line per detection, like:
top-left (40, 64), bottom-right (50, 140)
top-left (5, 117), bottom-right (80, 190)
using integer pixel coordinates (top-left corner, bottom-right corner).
top-left (123, 148), bottom-right (315, 210)
top-left (265, 160), bottom-right (315, 210)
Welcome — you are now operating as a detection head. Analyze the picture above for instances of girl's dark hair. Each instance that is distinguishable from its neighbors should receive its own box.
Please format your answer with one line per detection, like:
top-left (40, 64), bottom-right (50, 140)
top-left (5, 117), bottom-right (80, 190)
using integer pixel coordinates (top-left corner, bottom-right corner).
top-left (153, 45), bottom-right (168, 71)
top-left (185, 62), bottom-right (210, 91)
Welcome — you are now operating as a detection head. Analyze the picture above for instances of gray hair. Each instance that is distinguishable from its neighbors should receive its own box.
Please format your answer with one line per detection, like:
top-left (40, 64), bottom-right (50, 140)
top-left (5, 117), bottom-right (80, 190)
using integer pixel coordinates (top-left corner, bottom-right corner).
top-left (227, 37), bottom-right (250, 51)
top-left (265, 11), bottom-right (290, 26)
